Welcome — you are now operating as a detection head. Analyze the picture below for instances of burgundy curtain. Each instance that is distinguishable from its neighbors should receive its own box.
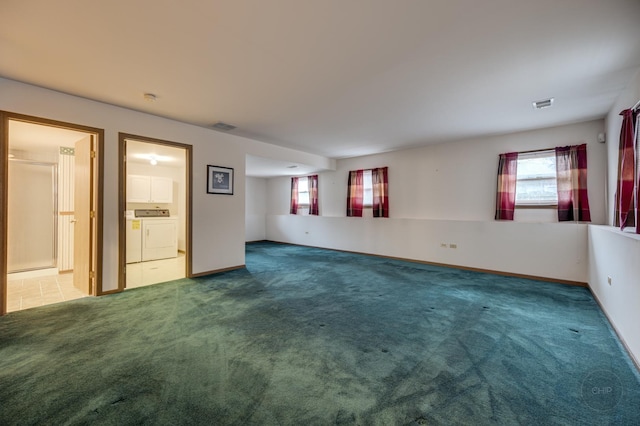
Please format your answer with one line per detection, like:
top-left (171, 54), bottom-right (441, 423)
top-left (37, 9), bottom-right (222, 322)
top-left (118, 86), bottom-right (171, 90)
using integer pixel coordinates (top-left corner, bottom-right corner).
top-left (495, 152), bottom-right (518, 220)
top-left (614, 109), bottom-right (636, 230)
top-left (309, 174), bottom-right (319, 216)
top-left (636, 112), bottom-right (640, 234)
top-left (371, 167), bottom-right (389, 218)
top-left (346, 170), bottom-right (364, 217)
top-left (555, 144), bottom-right (591, 222)
top-left (290, 177), bottom-right (299, 215)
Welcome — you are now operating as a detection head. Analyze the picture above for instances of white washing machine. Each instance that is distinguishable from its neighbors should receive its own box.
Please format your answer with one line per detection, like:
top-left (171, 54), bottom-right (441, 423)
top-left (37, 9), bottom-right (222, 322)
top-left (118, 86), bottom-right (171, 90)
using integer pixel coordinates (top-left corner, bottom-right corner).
top-left (127, 209), bottom-right (178, 262)
top-left (141, 217), bottom-right (178, 261)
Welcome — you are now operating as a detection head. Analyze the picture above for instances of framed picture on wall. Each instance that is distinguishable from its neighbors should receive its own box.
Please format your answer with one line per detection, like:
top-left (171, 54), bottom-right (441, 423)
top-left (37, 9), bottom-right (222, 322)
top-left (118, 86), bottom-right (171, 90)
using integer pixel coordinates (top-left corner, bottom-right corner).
top-left (207, 165), bottom-right (234, 195)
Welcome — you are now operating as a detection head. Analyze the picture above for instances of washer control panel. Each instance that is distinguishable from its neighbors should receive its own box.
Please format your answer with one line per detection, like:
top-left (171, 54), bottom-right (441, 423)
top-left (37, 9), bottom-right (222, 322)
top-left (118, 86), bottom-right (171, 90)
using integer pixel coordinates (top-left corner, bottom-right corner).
top-left (134, 209), bottom-right (170, 218)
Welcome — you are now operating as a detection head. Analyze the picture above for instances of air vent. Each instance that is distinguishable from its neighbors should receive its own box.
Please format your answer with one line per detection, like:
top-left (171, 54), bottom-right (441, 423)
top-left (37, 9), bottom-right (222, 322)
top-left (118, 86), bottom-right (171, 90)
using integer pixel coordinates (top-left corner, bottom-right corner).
top-left (212, 122), bottom-right (237, 131)
top-left (533, 98), bottom-right (554, 110)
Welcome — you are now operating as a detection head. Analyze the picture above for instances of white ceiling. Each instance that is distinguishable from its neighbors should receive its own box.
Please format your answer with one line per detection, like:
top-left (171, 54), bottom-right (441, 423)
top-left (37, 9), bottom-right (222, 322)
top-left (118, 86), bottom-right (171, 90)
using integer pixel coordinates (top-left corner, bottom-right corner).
top-left (246, 155), bottom-right (320, 178)
top-left (126, 139), bottom-right (186, 168)
top-left (2, 0), bottom-right (640, 174)
top-left (8, 121), bottom-right (186, 169)
top-left (8, 120), bottom-right (87, 156)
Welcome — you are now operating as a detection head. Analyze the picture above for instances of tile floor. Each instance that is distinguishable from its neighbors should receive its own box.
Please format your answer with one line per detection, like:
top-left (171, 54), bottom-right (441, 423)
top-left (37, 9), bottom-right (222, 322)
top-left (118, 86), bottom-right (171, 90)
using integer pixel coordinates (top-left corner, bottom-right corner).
top-left (6, 271), bottom-right (85, 313)
top-left (6, 253), bottom-right (186, 313)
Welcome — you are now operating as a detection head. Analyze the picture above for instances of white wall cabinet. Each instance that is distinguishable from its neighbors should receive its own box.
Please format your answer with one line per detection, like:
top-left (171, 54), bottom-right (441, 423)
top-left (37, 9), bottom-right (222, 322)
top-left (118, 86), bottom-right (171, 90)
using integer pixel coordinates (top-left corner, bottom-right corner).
top-left (127, 175), bottom-right (173, 203)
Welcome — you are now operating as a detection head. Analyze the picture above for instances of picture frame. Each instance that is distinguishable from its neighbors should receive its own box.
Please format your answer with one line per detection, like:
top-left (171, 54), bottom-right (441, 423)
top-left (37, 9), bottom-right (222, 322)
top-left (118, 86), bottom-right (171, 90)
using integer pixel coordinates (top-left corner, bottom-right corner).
top-left (207, 165), bottom-right (234, 195)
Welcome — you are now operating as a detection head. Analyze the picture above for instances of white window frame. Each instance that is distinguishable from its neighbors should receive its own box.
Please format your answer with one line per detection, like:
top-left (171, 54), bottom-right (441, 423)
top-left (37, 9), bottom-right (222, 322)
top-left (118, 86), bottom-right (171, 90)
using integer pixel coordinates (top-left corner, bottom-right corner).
top-left (363, 169), bottom-right (373, 207)
top-left (297, 176), bottom-right (310, 207)
top-left (515, 150), bottom-right (558, 207)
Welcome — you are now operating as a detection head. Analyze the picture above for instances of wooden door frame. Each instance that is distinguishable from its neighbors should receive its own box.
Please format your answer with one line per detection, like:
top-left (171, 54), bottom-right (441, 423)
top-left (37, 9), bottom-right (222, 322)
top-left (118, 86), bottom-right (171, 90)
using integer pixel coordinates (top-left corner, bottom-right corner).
top-left (118, 133), bottom-right (193, 292)
top-left (0, 111), bottom-right (104, 315)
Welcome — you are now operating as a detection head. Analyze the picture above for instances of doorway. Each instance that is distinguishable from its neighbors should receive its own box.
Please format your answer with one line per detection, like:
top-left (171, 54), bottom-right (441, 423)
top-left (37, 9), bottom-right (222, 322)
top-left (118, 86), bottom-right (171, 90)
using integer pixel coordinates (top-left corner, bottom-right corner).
top-left (0, 112), bottom-right (104, 315)
top-left (118, 133), bottom-right (192, 290)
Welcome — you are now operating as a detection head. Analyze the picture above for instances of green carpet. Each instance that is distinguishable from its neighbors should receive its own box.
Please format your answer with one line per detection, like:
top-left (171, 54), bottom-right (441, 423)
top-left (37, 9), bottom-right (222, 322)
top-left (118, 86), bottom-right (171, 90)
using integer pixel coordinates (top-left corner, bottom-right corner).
top-left (1, 242), bottom-right (639, 425)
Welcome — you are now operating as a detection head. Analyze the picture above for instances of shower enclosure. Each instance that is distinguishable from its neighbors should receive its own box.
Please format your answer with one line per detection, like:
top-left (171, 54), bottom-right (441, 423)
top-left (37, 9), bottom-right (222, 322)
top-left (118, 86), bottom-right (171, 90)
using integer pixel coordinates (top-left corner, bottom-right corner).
top-left (7, 159), bottom-right (58, 273)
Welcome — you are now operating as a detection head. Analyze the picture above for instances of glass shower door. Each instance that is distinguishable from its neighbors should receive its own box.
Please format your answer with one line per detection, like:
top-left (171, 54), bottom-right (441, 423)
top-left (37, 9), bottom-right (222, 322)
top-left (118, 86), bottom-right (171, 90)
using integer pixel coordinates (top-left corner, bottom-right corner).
top-left (7, 160), bottom-right (58, 273)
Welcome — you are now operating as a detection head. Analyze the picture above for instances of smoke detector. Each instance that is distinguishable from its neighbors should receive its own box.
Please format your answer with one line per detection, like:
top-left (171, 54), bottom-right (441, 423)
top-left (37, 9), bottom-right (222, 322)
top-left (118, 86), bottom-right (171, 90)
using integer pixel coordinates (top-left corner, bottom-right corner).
top-left (533, 98), bottom-right (554, 110)
top-left (212, 122), bottom-right (237, 131)
top-left (143, 93), bottom-right (157, 102)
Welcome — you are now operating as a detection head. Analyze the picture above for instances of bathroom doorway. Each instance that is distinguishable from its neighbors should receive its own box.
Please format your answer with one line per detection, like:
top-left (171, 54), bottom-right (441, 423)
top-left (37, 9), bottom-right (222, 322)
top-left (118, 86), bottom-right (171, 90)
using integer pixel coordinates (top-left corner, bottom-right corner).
top-left (0, 112), bottom-right (104, 314)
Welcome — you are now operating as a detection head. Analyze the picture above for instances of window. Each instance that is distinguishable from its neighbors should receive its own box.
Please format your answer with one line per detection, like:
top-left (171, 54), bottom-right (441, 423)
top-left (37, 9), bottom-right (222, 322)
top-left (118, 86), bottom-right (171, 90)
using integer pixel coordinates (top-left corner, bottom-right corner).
top-left (363, 169), bottom-right (373, 207)
top-left (515, 151), bottom-right (557, 206)
top-left (346, 167), bottom-right (389, 217)
top-left (496, 146), bottom-right (590, 221)
top-left (290, 175), bottom-right (319, 215)
top-left (297, 177), bottom-right (309, 206)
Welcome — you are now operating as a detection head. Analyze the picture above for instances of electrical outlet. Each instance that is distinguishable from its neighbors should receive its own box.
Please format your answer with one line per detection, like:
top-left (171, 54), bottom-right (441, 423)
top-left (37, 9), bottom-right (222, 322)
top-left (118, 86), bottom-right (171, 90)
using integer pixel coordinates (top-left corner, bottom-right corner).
top-left (607, 276), bottom-right (612, 286)
top-left (449, 243), bottom-right (457, 249)
top-left (440, 243), bottom-right (447, 248)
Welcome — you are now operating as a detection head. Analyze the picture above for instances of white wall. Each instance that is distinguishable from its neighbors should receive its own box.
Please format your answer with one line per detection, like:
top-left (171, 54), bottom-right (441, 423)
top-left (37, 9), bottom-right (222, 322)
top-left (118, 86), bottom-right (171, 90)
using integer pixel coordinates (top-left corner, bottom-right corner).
top-left (0, 77), bottom-right (332, 291)
top-left (266, 120), bottom-right (606, 282)
top-left (268, 215), bottom-right (588, 282)
top-left (588, 226), bottom-right (640, 366)
top-left (587, 69), bottom-right (640, 367)
top-left (605, 69), bottom-right (640, 225)
top-left (269, 119), bottom-right (606, 222)
top-left (245, 177), bottom-right (267, 241)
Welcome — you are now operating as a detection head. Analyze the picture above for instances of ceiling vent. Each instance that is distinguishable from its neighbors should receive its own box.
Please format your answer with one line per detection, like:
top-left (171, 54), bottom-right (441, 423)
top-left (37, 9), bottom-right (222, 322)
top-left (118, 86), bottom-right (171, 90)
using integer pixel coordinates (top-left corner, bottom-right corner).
top-left (532, 98), bottom-right (554, 110)
top-left (212, 122), bottom-right (237, 131)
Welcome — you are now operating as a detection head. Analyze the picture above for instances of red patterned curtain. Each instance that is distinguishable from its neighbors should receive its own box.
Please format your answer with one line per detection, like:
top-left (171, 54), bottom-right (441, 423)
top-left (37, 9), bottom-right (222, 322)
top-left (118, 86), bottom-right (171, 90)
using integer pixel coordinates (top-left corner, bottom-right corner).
top-left (290, 177), bottom-right (299, 214)
top-left (346, 170), bottom-right (364, 217)
top-left (495, 152), bottom-right (518, 220)
top-left (614, 109), bottom-right (637, 230)
top-left (309, 174), bottom-right (319, 216)
top-left (555, 144), bottom-right (591, 222)
top-left (636, 112), bottom-right (640, 234)
top-left (371, 167), bottom-right (389, 218)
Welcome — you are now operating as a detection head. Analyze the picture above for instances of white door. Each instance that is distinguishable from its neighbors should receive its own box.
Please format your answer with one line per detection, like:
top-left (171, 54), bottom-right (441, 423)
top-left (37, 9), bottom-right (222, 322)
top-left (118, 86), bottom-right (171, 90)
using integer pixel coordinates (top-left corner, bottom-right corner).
top-left (7, 161), bottom-right (57, 272)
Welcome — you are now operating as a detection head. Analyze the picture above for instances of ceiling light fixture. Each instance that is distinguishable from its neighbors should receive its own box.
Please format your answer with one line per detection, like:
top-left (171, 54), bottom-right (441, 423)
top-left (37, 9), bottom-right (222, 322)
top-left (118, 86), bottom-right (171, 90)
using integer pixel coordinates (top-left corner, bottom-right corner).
top-left (533, 98), bottom-right (554, 110)
top-left (131, 153), bottom-right (172, 163)
top-left (143, 93), bottom-right (157, 102)
top-left (286, 165), bottom-right (298, 169)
